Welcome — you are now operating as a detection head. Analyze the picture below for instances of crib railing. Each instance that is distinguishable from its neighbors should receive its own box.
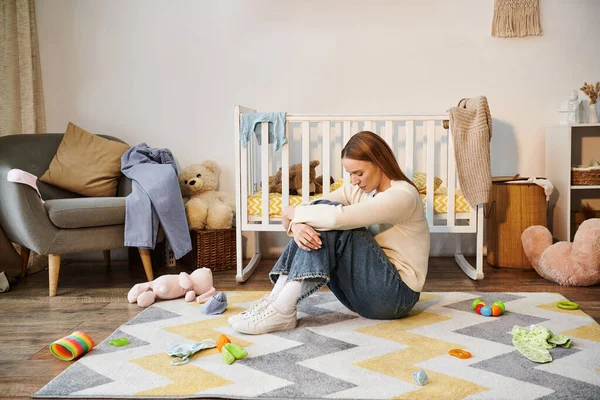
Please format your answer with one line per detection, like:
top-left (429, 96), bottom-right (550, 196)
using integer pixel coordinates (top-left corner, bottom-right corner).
top-left (234, 106), bottom-right (485, 282)
top-left (236, 110), bottom-right (477, 232)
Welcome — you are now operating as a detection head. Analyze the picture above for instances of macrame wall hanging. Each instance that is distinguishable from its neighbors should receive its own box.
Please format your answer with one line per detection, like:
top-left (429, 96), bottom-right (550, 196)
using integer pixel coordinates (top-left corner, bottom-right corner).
top-left (492, 0), bottom-right (542, 38)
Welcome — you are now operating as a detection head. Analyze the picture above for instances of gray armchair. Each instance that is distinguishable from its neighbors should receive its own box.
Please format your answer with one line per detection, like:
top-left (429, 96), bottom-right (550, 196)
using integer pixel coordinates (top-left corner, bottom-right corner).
top-left (0, 134), bottom-right (155, 296)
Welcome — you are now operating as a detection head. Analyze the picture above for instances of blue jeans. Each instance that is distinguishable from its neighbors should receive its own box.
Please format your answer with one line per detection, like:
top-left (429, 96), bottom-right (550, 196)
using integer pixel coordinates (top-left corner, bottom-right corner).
top-left (270, 200), bottom-right (420, 319)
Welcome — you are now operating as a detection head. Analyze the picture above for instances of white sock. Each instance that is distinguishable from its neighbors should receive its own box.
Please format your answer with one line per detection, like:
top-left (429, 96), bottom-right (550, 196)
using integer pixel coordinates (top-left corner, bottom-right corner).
top-left (268, 274), bottom-right (289, 301)
top-left (271, 280), bottom-right (301, 315)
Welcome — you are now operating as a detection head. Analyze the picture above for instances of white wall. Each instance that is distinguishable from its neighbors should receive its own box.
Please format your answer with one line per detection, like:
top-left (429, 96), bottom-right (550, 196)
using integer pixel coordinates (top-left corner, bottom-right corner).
top-left (35, 0), bottom-right (600, 258)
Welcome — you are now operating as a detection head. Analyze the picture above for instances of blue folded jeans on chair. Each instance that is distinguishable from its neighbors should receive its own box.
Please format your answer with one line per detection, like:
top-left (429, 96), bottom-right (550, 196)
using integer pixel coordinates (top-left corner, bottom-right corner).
top-left (121, 144), bottom-right (192, 259)
top-left (269, 200), bottom-right (420, 320)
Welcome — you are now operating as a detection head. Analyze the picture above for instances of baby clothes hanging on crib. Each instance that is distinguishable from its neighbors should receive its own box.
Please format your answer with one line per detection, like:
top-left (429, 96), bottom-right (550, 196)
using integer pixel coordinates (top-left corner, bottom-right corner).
top-left (240, 112), bottom-right (287, 151)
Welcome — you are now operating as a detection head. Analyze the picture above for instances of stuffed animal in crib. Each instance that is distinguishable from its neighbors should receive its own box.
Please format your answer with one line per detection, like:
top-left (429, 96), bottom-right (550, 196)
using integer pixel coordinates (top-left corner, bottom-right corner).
top-left (127, 267), bottom-right (217, 307)
top-left (315, 174), bottom-right (335, 194)
top-left (269, 160), bottom-right (332, 196)
top-left (521, 218), bottom-right (600, 286)
top-left (179, 160), bottom-right (234, 230)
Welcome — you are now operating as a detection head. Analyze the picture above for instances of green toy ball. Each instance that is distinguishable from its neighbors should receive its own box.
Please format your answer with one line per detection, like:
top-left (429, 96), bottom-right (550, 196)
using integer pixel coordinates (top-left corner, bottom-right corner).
top-left (471, 298), bottom-right (482, 310)
top-left (492, 301), bottom-right (506, 314)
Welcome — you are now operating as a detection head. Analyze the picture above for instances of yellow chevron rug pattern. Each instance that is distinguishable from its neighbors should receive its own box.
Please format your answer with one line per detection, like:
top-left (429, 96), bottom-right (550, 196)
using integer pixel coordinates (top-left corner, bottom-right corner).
top-left (34, 291), bottom-right (600, 399)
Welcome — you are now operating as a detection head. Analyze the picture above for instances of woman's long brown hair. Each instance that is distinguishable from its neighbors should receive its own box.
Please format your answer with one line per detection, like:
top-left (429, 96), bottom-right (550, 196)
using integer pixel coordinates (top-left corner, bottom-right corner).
top-left (341, 131), bottom-right (418, 191)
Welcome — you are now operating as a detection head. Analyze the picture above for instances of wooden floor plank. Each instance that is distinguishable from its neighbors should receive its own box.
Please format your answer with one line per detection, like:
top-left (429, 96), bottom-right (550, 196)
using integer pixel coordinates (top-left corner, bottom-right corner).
top-left (0, 256), bottom-right (598, 399)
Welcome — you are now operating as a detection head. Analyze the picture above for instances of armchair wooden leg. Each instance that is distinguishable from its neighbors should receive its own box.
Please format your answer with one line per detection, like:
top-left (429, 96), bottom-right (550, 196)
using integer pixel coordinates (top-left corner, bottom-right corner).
top-left (49, 254), bottom-right (60, 297)
top-left (103, 250), bottom-right (110, 267)
top-left (20, 247), bottom-right (31, 279)
top-left (138, 248), bottom-right (154, 281)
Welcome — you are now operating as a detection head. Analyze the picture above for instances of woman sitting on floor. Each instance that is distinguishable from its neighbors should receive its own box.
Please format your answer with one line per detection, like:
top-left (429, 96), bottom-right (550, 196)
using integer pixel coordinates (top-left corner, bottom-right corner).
top-left (229, 131), bottom-right (430, 334)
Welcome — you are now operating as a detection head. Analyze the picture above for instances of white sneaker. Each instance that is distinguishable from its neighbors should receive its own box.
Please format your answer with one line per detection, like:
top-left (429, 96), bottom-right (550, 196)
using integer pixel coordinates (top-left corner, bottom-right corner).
top-left (230, 303), bottom-right (297, 335)
top-left (227, 295), bottom-right (271, 325)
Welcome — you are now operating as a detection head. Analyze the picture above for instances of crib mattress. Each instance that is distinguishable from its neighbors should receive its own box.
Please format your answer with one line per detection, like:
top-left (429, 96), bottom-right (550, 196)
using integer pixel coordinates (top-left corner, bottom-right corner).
top-left (247, 186), bottom-right (470, 218)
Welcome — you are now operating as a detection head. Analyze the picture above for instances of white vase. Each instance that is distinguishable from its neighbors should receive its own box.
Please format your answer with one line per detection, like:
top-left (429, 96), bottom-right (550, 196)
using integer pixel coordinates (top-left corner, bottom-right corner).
top-left (589, 103), bottom-right (599, 124)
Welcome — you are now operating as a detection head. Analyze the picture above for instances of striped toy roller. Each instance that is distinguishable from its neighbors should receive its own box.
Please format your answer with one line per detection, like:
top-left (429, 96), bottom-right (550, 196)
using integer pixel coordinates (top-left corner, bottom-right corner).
top-left (50, 331), bottom-right (95, 361)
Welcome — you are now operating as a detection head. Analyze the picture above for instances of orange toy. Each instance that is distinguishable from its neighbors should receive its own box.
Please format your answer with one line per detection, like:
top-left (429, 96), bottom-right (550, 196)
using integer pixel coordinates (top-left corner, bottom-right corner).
top-left (491, 305), bottom-right (503, 316)
top-left (216, 334), bottom-right (231, 351)
top-left (448, 349), bottom-right (472, 359)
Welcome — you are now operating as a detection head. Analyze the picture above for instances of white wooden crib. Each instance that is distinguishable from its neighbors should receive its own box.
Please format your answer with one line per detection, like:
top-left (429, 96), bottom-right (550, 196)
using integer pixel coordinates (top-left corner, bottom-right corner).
top-left (233, 105), bottom-right (484, 283)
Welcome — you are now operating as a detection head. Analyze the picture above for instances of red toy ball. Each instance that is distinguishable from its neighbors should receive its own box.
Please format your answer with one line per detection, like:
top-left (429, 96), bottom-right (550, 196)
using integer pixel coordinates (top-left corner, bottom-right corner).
top-left (475, 302), bottom-right (486, 315)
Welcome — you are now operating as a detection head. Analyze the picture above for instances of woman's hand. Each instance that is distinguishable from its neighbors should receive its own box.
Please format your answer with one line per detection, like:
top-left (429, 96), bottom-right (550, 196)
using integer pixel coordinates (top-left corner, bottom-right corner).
top-left (282, 215), bottom-right (291, 231)
top-left (292, 223), bottom-right (322, 251)
top-left (281, 206), bottom-right (296, 231)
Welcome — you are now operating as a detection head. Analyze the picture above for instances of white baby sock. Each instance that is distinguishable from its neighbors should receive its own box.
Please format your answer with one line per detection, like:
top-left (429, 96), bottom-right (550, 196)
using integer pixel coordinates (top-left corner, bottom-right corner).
top-left (272, 280), bottom-right (302, 315)
top-left (268, 274), bottom-right (289, 301)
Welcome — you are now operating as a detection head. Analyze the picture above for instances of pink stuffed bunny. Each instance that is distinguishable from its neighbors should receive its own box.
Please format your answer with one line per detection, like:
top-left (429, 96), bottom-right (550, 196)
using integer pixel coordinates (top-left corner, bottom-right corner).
top-left (127, 267), bottom-right (217, 308)
top-left (521, 218), bottom-right (600, 286)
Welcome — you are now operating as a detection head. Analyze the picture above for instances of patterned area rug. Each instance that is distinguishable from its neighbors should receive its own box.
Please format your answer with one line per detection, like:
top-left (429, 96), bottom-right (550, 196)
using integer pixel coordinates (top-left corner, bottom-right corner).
top-left (34, 291), bottom-right (600, 399)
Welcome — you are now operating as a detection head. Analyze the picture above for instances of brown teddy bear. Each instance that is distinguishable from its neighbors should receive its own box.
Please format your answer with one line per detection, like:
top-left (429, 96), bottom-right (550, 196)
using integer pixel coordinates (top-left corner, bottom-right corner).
top-left (521, 218), bottom-right (600, 286)
top-left (269, 160), bottom-right (320, 196)
top-left (315, 174), bottom-right (335, 194)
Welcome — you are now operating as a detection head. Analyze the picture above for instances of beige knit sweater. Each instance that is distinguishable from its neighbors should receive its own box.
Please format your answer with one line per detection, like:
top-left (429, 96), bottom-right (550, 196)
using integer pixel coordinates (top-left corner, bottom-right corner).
top-left (288, 181), bottom-right (430, 292)
top-left (449, 96), bottom-right (493, 207)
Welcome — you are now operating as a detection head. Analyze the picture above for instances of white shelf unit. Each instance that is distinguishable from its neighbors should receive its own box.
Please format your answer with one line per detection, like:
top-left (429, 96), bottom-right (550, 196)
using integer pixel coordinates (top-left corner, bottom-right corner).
top-left (546, 123), bottom-right (600, 241)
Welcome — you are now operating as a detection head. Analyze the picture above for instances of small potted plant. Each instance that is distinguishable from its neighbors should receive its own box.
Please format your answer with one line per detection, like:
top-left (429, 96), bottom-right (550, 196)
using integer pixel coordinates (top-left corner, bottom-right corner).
top-left (580, 81), bottom-right (600, 123)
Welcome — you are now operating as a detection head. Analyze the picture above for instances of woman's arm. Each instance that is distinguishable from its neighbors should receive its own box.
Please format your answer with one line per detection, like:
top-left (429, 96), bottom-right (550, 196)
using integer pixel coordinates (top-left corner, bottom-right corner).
top-left (282, 206), bottom-right (321, 250)
top-left (291, 187), bottom-right (418, 231)
top-left (323, 186), bottom-right (348, 204)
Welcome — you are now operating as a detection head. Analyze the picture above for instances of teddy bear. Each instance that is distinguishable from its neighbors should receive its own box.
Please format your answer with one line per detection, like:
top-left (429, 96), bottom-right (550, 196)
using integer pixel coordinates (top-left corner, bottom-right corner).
top-left (315, 174), bottom-right (335, 194)
top-left (269, 160), bottom-right (333, 196)
top-left (521, 218), bottom-right (600, 286)
top-left (127, 267), bottom-right (217, 308)
top-left (179, 160), bottom-right (234, 230)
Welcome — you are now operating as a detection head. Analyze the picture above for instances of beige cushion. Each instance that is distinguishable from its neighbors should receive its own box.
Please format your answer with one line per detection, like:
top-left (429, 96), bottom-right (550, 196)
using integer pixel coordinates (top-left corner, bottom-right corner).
top-left (40, 123), bottom-right (130, 197)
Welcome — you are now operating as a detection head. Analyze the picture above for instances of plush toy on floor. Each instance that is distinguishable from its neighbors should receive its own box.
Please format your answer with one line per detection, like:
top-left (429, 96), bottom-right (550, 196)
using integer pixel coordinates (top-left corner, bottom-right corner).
top-left (521, 218), bottom-right (600, 286)
top-left (179, 160), bottom-right (234, 230)
top-left (127, 267), bottom-right (216, 307)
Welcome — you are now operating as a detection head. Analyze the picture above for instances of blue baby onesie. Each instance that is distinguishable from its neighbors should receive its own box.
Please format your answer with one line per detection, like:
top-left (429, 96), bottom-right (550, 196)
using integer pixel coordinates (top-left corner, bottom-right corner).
top-left (240, 112), bottom-right (287, 151)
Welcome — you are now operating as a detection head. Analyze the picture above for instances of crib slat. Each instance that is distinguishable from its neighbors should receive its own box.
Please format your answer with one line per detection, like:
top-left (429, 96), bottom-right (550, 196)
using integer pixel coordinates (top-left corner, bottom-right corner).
top-left (335, 122), bottom-right (342, 181)
top-left (322, 121), bottom-right (331, 197)
top-left (363, 120), bottom-right (372, 132)
top-left (425, 120), bottom-right (435, 225)
top-left (282, 121), bottom-right (290, 210)
top-left (447, 126), bottom-right (456, 227)
top-left (236, 108), bottom-right (248, 232)
top-left (405, 121), bottom-right (414, 180)
top-left (261, 123), bottom-right (270, 226)
top-left (385, 121), bottom-right (393, 148)
top-left (302, 121), bottom-right (310, 204)
top-left (241, 142), bottom-right (249, 228)
top-left (343, 121), bottom-right (351, 185)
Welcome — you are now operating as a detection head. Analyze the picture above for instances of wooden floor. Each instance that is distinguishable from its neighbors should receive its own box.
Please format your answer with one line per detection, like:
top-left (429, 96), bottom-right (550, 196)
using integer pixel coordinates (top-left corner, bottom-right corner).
top-left (0, 257), bottom-right (598, 399)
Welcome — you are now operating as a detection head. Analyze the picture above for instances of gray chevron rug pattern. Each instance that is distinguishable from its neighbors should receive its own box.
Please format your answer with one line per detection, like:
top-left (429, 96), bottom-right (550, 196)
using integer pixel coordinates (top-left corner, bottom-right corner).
top-left (34, 291), bottom-right (600, 399)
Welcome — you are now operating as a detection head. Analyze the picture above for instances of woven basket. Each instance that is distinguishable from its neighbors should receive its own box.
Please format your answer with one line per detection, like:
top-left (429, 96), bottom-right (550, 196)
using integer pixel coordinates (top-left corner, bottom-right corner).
top-left (181, 229), bottom-right (236, 271)
top-left (571, 166), bottom-right (600, 185)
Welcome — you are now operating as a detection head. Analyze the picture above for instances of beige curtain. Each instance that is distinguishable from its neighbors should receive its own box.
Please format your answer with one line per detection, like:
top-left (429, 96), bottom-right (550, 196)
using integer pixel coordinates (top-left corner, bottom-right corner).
top-left (0, 0), bottom-right (46, 135)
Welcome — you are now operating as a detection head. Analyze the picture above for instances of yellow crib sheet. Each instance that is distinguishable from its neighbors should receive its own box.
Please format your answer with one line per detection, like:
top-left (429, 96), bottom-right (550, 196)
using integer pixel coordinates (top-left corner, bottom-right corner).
top-left (247, 185), bottom-right (470, 218)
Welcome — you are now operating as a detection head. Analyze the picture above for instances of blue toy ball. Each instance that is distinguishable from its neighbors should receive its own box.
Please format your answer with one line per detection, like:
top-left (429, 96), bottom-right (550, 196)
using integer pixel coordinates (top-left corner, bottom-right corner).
top-left (480, 305), bottom-right (493, 317)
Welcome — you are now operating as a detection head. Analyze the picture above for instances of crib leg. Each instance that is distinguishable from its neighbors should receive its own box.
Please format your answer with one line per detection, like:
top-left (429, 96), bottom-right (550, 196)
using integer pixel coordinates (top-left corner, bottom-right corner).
top-left (236, 230), bottom-right (262, 283)
top-left (454, 205), bottom-right (485, 280)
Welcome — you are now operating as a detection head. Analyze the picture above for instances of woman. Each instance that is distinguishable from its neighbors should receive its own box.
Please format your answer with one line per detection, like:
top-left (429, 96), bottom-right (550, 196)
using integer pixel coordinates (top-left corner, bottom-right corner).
top-left (229, 131), bottom-right (430, 335)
